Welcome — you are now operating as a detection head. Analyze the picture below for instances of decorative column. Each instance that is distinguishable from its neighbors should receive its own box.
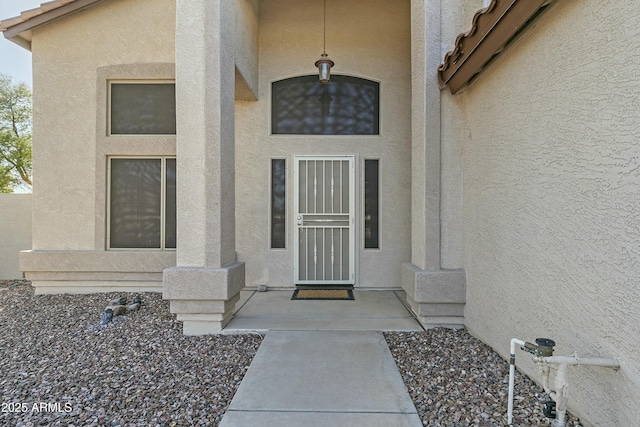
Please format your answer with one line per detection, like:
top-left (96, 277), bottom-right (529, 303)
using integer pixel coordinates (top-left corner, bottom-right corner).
top-left (402, 0), bottom-right (465, 328)
top-left (163, 0), bottom-right (245, 335)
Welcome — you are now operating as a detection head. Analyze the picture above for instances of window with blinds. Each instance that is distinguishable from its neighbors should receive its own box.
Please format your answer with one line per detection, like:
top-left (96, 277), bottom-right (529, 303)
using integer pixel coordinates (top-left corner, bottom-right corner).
top-left (109, 82), bottom-right (176, 135)
top-left (109, 157), bottom-right (176, 249)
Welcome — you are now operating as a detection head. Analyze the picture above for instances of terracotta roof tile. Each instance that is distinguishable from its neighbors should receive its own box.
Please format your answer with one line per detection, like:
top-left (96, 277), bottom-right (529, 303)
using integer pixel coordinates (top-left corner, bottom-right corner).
top-left (2, 1), bottom-right (64, 30)
top-left (438, 0), bottom-right (556, 94)
top-left (0, 0), bottom-right (101, 33)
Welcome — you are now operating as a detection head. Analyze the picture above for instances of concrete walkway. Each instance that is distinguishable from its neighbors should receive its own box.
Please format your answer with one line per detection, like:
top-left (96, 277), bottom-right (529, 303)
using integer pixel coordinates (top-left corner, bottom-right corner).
top-left (220, 290), bottom-right (424, 426)
top-left (219, 330), bottom-right (423, 427)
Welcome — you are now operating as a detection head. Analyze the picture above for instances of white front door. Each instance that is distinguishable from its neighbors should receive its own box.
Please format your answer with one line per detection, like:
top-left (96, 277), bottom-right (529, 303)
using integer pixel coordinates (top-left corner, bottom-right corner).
top-left (294, 156), bottom-right (355, 285)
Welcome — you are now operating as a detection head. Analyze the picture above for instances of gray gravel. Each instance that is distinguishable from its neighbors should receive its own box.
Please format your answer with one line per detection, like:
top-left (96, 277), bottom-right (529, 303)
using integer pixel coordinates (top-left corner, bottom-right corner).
top-left (386, 330), bottom-right (582, 427)
top-left (0, 280), bottom-right (262, 427)
top-left (2, 280), bottom-right (582, 427)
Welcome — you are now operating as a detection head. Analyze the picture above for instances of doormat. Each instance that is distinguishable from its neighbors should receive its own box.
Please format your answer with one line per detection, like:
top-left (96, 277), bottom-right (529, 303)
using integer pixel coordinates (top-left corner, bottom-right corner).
top-left (291, 289), bottom-right (354, 300)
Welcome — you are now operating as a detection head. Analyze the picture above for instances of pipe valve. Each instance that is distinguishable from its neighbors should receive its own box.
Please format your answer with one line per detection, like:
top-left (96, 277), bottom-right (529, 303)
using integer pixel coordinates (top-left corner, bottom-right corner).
top-left (521, 338), bottom-right (556, 357)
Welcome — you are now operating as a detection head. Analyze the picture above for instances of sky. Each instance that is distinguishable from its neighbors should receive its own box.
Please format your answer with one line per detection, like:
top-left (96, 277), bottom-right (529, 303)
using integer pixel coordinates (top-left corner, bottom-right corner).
top-left (0, 1), bottom-right (42, 193)
top-left (0, 0), bottom-right (46, 85)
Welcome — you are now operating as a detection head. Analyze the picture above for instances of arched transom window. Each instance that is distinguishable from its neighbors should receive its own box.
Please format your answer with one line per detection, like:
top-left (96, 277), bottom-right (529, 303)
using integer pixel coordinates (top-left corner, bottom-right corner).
top-left (271, 75), bottom-right (380, 135)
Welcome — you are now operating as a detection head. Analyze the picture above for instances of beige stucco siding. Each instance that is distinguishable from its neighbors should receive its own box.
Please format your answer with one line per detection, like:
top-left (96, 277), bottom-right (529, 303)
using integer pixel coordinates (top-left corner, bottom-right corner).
top-left (232, 0), bottom-right (260, 100)
top-left (438, 0), bottom-right (476, 269)
top-left (0, 195), bottom-right (32, 279)
top-left (30, 0), bottom-right (176, 251)
top-left (236, 0), bottom-right (411, 288)
top-left (22, 0), bottom-right (176, 293)
top-left (457, 0), bottom-right (640, 425)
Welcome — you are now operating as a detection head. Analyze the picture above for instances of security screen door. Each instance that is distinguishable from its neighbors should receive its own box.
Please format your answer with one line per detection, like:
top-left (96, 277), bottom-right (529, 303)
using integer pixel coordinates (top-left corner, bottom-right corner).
top-left (294, 156), bottom-right (355, 285)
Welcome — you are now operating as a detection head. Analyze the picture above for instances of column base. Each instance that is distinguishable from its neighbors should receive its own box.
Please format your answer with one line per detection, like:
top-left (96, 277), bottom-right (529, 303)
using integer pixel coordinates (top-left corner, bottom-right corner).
top-left (401, 263), bottom-right (466, 329)
top-left (163, 262), bottom-right (245, 335)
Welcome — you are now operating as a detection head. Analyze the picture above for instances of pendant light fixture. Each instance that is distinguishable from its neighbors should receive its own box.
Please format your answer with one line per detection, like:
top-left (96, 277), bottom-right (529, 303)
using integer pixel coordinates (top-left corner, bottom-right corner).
top-left (314, 0), bottom-right (334, 84)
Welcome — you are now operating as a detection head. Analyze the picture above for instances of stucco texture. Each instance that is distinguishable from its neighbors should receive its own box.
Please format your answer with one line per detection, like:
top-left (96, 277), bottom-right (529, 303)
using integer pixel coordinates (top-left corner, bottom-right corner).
top-left (19, 0), bottom-right (177, 293)
top-left (30, 0), bottom-right (176, 251)
top-left (235, 0), bottom-right (411, 288)
top-left (0, 194), bottom-right (32, 279)
top-left (457, 0), bottom-right (640, 425)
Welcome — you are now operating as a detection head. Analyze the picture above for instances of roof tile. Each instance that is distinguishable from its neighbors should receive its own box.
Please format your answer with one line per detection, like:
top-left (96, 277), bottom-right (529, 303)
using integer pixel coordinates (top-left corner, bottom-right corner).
top-left (0, 0), bottom-right (82, 32)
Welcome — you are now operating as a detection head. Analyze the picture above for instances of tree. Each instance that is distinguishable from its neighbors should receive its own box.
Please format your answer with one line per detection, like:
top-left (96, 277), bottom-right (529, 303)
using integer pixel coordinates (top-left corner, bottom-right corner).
top-left (0, 74), bottom-right (32, 193)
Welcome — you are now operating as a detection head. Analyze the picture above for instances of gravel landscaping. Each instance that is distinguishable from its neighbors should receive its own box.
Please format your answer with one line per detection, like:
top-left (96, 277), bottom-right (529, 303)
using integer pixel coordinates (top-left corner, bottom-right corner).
top-left (386, 330), bottom-right (582, 426)
top-left (2, 280), bottom-right (582, 426)
top-left (0, 280), bottom-right (262, 427)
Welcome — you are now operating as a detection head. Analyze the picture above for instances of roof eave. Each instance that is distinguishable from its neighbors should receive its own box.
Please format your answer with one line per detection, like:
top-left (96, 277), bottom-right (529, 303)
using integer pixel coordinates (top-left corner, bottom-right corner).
top-left (438, 0), bottom-right (558, 95)
top-left (3, 32), bottom-right (32, 51)
top-left (1, 0), bottom-right (107, 51)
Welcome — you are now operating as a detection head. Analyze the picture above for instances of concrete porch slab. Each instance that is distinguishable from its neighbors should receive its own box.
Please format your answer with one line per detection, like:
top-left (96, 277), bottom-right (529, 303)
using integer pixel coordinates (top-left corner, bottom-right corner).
top-left (225, 290), bottom-right (423, 332)
top-left (219, 330), bottom-right (422, 427)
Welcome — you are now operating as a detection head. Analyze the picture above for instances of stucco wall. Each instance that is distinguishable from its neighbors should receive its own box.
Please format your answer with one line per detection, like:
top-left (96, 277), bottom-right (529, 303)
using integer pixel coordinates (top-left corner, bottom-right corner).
top-left (0, 194), bottom-right (32, 279)
top-left (30, 0), bottom-right (176, 251)
top-left (235, 0), bottom-right (411, 288)
top-left (23, 0), bottom-right (177, 293)
top-left (455, 0), bottom-right (640, 425)
top-left (438, 0), bottom-right (473, 269)
top-left (232, 0), bottom-right (260, 100)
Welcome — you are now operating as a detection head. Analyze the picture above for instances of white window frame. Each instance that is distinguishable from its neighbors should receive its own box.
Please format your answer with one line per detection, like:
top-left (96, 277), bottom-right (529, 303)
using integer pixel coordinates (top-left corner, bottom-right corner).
top-left (107, 156), bottom-right (176, 250)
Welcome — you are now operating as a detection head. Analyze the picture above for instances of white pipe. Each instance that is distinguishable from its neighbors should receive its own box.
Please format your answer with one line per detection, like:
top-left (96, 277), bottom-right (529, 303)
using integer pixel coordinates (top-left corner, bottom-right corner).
top-left (540, 362), bottom-right (552, 394)
top-left (551, 363), bottom-right (570, 427)
top-left (507, 338), bottom-right (526, 425)
top-left (535, 354), bottom-right (619, 427)
top-left (508, 343), bottom-right (620, 426)
top-left (535, 354), bottom-right (620, 369)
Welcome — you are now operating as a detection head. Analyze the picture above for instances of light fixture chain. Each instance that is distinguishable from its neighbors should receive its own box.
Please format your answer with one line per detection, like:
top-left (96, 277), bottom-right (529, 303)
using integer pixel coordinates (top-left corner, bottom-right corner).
top-left (315, 0), bottom-right (334, 84)
top-left (323, 0), bottom-right (327, 54)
